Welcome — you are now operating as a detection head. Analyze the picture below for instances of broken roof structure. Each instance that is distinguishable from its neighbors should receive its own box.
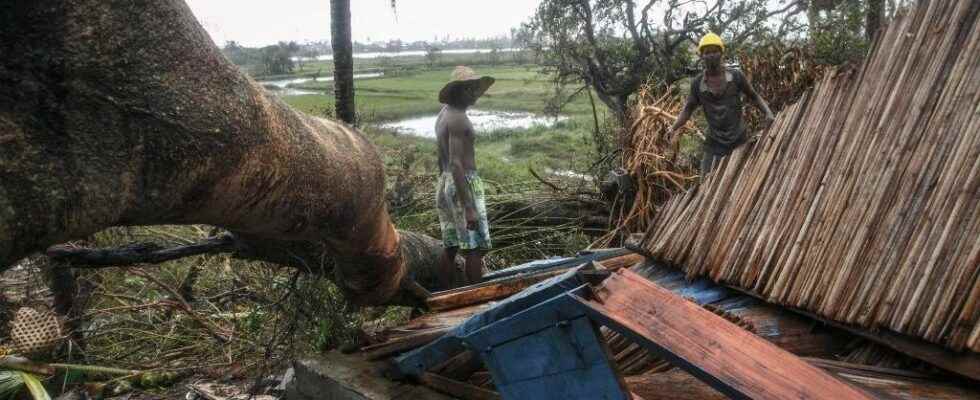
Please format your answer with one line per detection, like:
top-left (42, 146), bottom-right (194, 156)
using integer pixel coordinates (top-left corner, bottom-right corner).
top-left (640, 0), bottom-right (979, 353)
top-left (288, 0), bottom-right (979, 398)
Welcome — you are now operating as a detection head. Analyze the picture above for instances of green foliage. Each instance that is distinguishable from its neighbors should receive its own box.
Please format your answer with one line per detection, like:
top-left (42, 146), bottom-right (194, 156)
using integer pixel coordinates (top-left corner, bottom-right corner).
top-left (809, 2), bottom-right (871, 65)
top-left (1, 371), bottom-right (50, 400)
top-left (260, 41), bottom-right (300, 75)
top-left (0, 370), bottom-right (24, 400)
top-left (518, 0), bottom-right (807, 118)
top-left (223, 41), bottom-right (301, 76)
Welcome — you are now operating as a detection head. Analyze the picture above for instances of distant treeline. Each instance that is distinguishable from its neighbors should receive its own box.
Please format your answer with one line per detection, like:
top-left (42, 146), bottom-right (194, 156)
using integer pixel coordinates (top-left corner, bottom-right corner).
top-left (221, 35), bottom-right (516, 75)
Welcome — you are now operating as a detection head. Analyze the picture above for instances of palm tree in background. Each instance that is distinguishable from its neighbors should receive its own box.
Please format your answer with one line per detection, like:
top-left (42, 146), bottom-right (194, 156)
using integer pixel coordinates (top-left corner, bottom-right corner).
top-left (330, 0), bottom-right (355, 125)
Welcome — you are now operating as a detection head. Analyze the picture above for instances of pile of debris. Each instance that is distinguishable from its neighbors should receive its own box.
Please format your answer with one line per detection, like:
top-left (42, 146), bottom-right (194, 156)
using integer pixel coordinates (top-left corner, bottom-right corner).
top-left (293, 250), bottom-right (979, 399)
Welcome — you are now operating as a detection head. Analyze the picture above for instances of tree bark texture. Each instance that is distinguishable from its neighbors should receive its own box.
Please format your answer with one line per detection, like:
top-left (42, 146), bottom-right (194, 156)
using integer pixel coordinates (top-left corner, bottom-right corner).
top-left (331, 0), bottom-right (356, 125)
top-left (0, 1), bottom-right (411, 305)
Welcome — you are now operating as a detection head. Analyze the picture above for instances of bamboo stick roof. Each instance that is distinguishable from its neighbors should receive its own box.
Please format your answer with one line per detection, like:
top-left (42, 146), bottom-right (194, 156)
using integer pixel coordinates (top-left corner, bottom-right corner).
top-left (639, 0), bottom-right (980, 352)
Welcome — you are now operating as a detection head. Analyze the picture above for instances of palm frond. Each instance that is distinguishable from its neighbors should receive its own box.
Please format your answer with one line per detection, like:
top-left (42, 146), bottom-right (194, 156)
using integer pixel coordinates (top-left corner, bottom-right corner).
top-left (16, 371), bottom-right (49, 400)
top-left (0, 370), bottom-right (25, 400)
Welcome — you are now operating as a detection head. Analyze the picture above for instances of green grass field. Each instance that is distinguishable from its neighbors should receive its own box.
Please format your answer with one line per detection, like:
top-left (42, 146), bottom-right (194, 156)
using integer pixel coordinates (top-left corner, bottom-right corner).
top-left (281, 65), bottom-right (594, 122)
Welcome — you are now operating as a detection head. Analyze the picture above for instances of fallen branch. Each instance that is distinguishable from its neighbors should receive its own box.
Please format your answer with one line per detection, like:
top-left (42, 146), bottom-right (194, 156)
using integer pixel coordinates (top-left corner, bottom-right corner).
top-left (0, 355), bottom-right (139, 378)
top-left (0, 355), bottom-right (55, 376)
top-left (528, 167), bottom-right (562, 192)
top-left (43, 230), bottom-right (447, 307)
top-left (46, 235), bottom-right (236, 267)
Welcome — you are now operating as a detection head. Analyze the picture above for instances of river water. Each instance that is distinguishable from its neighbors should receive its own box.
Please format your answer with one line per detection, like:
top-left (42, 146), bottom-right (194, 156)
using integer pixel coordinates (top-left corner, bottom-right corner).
top-left (379, 109), bottom-right (567, 139)
top-left (295, 48), bottom-right (519, 62)
top-left (259, 72), bottom-right (384, 95)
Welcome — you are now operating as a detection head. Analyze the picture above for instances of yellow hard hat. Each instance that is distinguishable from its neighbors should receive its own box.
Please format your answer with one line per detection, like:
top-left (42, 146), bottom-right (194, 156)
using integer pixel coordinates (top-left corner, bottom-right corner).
top-left (698, 32), bottom-right (725, 53)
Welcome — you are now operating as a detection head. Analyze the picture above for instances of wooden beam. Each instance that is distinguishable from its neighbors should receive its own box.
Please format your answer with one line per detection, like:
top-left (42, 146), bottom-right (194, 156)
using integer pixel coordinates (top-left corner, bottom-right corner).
top-left (579, 269), bottom-right (878, 400)
top-left (592, 253), bottom-right (646, 271)
top-left (362, 328), bottom-right (450, 360)
top-left (431, 350), bottom-right (484, 382)
top-left (481, 248), bottom-right (634, 281)
top-left (426, 253), bottom-right (645, 312)
top-left (426, 269), bottom-right (568, 312)
top-left (419, 372), bottom-right (501, 400)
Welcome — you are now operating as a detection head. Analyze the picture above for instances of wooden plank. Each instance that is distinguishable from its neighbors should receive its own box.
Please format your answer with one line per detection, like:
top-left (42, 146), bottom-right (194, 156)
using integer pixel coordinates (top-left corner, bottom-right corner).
top-left (431, 350), bottom-right (483, 382)
top-left (481, 248), bottom-right (633, 280)
top-left (593, 253), bottom-right (646, 271)
top-left (426, 269), bottom-right (568, 312)
top-left (427, 253), bottom-right (644, 312)
top-left (401, 303), bottom-right (492, 331)
top-left (480, 316), bottom-right (629, 400)
top-left (362, 328), bottom-right (450, 360)
top-left (580, 269), bottom-right (877, 400)
top-left (420, 372), bottom-right (501, 400)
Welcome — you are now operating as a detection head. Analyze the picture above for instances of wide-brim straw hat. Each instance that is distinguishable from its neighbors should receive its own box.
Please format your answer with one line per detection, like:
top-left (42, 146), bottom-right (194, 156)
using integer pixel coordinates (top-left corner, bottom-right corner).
top-left (438, 66), bottom-right (495, 104)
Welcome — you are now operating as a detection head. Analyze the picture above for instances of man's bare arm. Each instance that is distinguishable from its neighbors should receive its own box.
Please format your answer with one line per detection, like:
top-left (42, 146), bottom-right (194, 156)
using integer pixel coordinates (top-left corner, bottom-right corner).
top-left (739, 74), bottom-right (776, 125)
top-left (448, 127), bottom-right (477, 230)
top-left (670, 101), bottom-right (698, 133)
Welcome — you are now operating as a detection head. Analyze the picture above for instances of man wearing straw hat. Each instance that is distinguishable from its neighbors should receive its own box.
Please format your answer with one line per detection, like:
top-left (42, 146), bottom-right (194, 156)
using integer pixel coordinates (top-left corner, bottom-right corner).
top-left (669, 32), bottom-right (775, 174)
top-left (435, 66), bottom-right (495, 288)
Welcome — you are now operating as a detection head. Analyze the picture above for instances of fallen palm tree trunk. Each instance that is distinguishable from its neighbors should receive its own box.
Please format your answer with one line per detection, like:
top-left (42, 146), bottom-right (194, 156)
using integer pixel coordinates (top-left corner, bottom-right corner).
top-left (0, 1), bottom-right (442, 305)
top-left (641, 0), bottom-right (980, 353)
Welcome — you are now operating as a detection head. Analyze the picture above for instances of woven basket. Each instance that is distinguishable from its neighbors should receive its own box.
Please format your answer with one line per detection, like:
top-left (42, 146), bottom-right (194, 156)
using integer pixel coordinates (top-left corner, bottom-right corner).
top-left (5, 307), bottom-right (63, 356)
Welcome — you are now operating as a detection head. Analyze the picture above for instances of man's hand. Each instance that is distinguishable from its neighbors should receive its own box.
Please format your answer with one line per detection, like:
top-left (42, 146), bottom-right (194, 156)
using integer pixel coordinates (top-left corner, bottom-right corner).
top-left (464, 207), bottom-right (478, 231)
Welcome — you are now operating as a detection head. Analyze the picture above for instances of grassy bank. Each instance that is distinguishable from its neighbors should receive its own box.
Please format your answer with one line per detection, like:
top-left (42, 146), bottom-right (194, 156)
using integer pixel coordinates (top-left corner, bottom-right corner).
top-left (282, 65), bottom-right (594, 122)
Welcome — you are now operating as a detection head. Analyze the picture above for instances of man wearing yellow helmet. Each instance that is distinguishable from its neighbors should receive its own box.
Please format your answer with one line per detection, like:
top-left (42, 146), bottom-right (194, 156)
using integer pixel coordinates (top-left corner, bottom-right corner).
top-left (669, 32), bottom-right (775, 174)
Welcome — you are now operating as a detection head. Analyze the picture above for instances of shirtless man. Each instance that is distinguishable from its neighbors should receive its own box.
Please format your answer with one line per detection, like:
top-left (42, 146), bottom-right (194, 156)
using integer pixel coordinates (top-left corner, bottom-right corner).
top-left (434, 66), bottom-right (495, 288)
top-left (669, 33), bottom-right (776, 174)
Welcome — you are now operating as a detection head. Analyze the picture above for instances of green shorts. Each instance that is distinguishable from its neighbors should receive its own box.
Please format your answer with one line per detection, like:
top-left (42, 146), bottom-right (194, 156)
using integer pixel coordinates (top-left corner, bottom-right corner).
top-left (436, 171), bottom-right (491, 250)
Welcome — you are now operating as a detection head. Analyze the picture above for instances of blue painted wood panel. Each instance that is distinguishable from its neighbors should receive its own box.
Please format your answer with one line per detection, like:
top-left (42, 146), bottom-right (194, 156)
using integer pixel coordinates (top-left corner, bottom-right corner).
top-left (395, 266), bottom-right (590, 378)
top-left (479, 316), bottom-right (628, 400)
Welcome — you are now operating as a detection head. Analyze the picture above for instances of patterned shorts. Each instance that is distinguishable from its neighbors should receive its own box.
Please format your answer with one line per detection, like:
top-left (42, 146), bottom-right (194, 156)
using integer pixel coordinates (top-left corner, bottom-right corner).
top-left (436, 171), bottom-right (491, 250)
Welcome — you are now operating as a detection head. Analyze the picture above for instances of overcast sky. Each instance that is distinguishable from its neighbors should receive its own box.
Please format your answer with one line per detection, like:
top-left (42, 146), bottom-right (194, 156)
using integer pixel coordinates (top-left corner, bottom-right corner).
top-left (185, 0), bottom-right (541, 47)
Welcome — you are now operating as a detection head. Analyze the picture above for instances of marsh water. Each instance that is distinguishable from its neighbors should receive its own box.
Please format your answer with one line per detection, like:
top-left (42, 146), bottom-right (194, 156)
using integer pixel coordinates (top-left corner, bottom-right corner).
top-left (379, 109), bottom-right (568, 138)
top-left (259, 72), bottom-right (384, 96)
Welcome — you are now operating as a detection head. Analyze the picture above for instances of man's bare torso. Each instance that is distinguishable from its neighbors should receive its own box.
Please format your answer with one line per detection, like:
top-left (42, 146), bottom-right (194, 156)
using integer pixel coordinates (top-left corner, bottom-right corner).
top-left (704, 71), bottom-right (727, 95)
top-left (435, 105), bottom-right (477, 173)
